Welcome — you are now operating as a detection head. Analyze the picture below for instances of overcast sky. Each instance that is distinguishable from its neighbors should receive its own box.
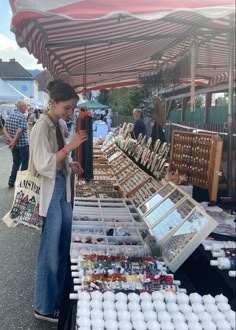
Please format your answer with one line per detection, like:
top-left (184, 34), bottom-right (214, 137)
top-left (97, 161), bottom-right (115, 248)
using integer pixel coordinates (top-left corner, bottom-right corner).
top-left (0, 2), bottom-right (43, 70)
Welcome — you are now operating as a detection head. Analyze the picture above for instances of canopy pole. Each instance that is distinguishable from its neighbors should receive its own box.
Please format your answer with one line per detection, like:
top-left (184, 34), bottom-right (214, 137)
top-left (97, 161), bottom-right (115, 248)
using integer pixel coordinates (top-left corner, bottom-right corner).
top-left (227, 17), bottom-right (234, 197)
top-left (190, 42), bottom-right (197, 113)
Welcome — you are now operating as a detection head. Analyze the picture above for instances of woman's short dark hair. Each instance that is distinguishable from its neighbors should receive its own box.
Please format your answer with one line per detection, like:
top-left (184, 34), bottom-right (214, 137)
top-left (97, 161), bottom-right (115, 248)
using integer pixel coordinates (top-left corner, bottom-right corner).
top-left (47, 80), bottom-right (78, 103)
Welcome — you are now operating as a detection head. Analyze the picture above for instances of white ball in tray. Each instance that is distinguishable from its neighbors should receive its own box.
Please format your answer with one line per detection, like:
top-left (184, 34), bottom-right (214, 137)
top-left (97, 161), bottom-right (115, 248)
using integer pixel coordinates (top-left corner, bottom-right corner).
top-left (115, 292), bottom-right (127, 302)
top-left (118, 320), bottom-right (132, 330)
top-left (171, 311), bottom-right (185, 323)
top-left (90, 308), bottom-right (103, 319)
top-left (91, 290), bottom-right (103, 301)
top-left (141, 300), bottom-right (153, 311)
top-left (198, 311), bottom-right (212, 322)
top-left (90, 299), bottom-right (102, 309)
top-left (211, 311), bottom-right (225, 323)
top-left (178, 303), bottom-right (192, 315)
top-left (157, 310), bottom-right (171, 322)
top-left (91, 318), bottom-right (104, 329)
top-left (103, 291), bottom-right (115, 301)
top-left (117, 310), bottom-right (130, 321)
top-left (160, 320), bottom-right (175, 330)
top-left (217, 302), bottom-right (231, 312)
top-left (201, 320), bottom-right (217, 330)
top-left (132, 320), bottom-right (147, 330)
top-left (202, 294), bottom-right (215, 305)
top-left (77, 317), bottom-right (91, 328)
top-left (130, 311), bottom-right (145, 322)
top-left (115, 300), bottom-right (128, 311)
top-left (146, 320), bottom-right (160, 330)
top-left (186, 322), bottom-right (202, 330)
top-left (176, 292), bottom-right (189, 305)
top-left (128, 301), bottom-right (141, 312)
top-left (103, 300), bottom-right (115, 310)
top-left (191, 302), bottom-right (205, 314)
top-left (128, 292), bottom-right (140, 303)
top-left (215, 293), bottom-right (228, 304)
top-left (152, 291), bottom-right (164, 301)
top-left (216, 320), bottom-right (232, 330)
top-left (153, 300), bottom-right (166, 312)
top-left (173, 321), bottom-right (188, 330)
top-left (189, 292), bottom-right (202, 304)
top-left (104, 319), bottom-right (119, 330)
top-left (143, 310), bottom-right (157, 322)
top-left (166, 302), bottom-right (179, 313)
top-left (164, 291), bottom-right (176, 303)
top-left (104, 309), bottom-right (117, 320)
top-left (79, 291), bottom-right (90, 301)
top-left (140, 292), bottom-right (152, 302)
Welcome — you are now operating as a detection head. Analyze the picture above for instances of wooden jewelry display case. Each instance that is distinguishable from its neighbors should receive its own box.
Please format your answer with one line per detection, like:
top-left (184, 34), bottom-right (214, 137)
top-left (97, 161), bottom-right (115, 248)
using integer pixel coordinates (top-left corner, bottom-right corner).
top-left (169, 130), bottom-right (223, 201)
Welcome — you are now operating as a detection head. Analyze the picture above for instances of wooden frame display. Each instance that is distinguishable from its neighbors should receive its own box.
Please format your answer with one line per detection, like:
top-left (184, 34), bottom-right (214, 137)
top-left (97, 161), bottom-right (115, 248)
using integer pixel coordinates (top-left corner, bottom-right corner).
top-left (169, 130), bottom-right (223, 201)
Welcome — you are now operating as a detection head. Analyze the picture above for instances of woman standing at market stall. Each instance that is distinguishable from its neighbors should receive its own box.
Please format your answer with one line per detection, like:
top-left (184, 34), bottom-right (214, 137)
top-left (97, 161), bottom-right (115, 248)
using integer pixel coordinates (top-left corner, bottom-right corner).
top-left (30, 80), bottom-right (88, 323)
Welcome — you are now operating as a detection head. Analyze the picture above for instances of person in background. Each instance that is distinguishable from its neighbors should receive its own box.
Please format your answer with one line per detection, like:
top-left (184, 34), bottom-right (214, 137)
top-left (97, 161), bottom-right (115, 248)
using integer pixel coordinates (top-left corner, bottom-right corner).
top-left (105, 109), bottom-right (112, 132)
top-left (2, 100), bottom-right (29, 188)
top-left (132, 108), bottom-right (147, 139)
top-left (151, 97), bottom-right (166, 146)
top-left (30, 80), bottom-right (88, 323)
top-left (93, 114), bottom-right (108, 138)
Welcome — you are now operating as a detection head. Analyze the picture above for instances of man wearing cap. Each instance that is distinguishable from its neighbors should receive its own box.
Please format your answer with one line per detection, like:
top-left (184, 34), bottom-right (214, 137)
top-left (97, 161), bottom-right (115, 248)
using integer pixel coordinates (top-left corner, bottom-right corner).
top-left (3, 100), bottom-right (29, 187)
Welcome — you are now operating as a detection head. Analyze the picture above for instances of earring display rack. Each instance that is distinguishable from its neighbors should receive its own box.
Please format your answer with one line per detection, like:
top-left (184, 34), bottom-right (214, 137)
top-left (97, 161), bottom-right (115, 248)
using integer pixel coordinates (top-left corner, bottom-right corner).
top-left (98, 143), bottom-right (164, 204)
top-left (169, 130), bottom-right (223, 201)
top-left (116, 133), bottom-right (170, 180)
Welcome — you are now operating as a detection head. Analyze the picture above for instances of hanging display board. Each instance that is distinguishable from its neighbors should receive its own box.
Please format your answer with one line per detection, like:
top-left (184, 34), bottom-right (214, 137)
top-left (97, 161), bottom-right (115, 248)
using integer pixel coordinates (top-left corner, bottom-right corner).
top-left (169, 130), bottom-right (223, 201)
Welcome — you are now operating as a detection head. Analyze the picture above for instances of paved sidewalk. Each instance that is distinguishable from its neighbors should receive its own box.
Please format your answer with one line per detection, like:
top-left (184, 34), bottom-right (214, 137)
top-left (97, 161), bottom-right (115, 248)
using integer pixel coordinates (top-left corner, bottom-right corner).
top-left (0, 143), bottom-right (57, 330)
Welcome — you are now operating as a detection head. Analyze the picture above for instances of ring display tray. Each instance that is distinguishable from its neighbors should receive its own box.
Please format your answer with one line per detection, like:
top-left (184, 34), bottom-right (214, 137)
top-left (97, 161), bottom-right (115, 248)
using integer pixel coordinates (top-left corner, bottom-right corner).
top-left (71, 198), bottom-right (150, 258)
top-left (161, 207), bottom-right (218, 272)
top-left (138, 182), bottom-right (177, 216)
top-left (143, 188), bottom-right (186, 229)
top-left (150, 198), bottom-right (196, 243)
top-left (137, 182), bottom-right (218, 272)
top-left (131, 177), bottom-right (162, 207)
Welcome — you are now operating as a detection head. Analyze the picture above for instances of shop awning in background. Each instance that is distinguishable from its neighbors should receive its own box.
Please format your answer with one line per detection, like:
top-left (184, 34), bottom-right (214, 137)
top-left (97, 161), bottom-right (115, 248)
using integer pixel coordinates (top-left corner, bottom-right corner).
top-left (10, 0), bottom-right (235, 91)
top-left (77, 100), bottom-right (109, 109)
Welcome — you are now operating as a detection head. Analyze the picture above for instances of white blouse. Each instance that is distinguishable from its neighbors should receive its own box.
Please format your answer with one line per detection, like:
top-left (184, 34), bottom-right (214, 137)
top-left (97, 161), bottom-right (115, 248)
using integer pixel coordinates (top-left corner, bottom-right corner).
top-left (29, 114), bottom-right (71, 216)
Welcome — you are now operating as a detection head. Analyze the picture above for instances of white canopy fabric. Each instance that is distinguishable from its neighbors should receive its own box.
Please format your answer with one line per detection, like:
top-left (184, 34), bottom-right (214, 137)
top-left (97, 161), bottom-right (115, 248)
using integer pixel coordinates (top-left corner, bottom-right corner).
top-left (10, 0), bottom-right (235, 91)
top-left (0, 79), bottom-right (26, 102)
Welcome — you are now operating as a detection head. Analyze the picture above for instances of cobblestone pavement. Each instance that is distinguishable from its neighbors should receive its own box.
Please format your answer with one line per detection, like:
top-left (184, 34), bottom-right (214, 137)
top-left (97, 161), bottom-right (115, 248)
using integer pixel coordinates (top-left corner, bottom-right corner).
top-left (0, 139), bottom-right (57, 330)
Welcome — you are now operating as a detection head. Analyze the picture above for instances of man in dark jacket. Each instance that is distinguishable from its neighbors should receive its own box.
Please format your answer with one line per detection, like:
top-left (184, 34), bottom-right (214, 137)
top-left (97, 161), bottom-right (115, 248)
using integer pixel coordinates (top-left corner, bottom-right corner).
top-left (132, 108), bottom-right (147, 139)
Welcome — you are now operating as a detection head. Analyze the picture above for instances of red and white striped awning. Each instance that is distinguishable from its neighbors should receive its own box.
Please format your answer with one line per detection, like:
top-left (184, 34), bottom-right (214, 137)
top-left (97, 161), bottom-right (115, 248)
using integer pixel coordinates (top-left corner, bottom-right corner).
top-left (10, 0), bottom-right (235, 91)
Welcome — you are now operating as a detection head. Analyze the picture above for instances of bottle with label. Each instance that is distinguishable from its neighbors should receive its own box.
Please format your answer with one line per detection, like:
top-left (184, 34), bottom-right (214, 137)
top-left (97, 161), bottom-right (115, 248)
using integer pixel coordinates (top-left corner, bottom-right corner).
top-left (210, 256), bottom-right (236, 270)
top-left (204, 241), bottom-right (236, 251)
top-left (212, 248), bottom-right (236, 258)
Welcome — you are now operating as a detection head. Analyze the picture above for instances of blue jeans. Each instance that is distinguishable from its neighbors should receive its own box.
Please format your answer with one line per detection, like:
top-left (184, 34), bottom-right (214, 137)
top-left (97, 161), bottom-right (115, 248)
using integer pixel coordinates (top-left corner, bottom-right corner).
top-left (34, 171), bottom-right (72, 315)
top-left (9, 145), bottom-right (29, 184)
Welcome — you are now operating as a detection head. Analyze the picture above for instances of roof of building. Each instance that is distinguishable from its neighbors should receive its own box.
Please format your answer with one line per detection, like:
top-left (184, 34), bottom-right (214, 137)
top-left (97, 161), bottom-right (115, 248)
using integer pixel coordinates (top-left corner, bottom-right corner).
top-left (0, 59), bottom-right (33, 79)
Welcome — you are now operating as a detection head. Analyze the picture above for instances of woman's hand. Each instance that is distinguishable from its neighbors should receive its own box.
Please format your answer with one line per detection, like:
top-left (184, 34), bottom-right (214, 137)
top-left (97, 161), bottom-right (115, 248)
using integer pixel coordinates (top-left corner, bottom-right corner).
top-left (68, 130), bottom-right (88, 151)
top-left (69, 161), bottom-right (84, 177)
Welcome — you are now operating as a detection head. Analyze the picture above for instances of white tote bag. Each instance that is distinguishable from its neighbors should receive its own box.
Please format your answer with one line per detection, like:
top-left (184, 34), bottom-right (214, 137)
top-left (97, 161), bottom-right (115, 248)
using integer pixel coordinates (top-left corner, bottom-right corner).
top-left (2, 170), bottom-right (43, 229)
